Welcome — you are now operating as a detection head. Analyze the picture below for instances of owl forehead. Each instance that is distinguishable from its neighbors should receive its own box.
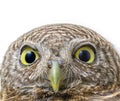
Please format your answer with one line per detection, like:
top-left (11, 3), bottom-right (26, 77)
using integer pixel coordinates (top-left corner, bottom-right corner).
top-left (15, 24), bottom-right (107, 51)
top-left (39, 32), bottom-right (74, 50)
top-left (30, 32), bottom-right (78, 54)
top-left (22, 27), bottom-right (80, 50)
top-left (23, 24), bottom-right (85, 43)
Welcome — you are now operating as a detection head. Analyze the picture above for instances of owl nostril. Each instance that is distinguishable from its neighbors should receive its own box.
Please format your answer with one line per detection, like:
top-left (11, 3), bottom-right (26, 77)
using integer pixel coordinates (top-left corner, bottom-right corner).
top-left (47, 60), bottom-right (63, 69)
top-left (48, 61), bottom-right (52, 69)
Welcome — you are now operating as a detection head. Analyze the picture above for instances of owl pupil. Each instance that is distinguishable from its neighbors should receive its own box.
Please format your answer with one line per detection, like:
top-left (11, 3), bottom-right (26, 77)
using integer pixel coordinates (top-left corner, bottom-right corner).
top-left (79, 50), bottom-right (90, 62)
top-left (25, 51), bottom-right (36, 63)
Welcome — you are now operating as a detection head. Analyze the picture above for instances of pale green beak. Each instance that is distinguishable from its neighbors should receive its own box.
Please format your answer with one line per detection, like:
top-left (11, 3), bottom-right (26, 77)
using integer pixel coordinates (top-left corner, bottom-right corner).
top-left (48, 61), bottom-right (63, 92)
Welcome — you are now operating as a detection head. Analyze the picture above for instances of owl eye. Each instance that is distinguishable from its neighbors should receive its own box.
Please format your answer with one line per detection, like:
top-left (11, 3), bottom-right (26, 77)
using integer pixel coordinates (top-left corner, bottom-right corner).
top-left (74, 45), bottom-right (95, 63)
top-left (20, 47), bottom-right (39, 65)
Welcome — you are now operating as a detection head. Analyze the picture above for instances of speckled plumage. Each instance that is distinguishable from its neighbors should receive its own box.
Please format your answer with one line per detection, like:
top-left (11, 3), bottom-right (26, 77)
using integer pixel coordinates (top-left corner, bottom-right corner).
top-left (0, 24), bottom-right (120, 101)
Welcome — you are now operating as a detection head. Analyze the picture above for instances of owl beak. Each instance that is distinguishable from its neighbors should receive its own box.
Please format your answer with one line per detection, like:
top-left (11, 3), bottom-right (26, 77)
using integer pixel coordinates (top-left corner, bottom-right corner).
top-left (48, 61), bottom-right (63, 93)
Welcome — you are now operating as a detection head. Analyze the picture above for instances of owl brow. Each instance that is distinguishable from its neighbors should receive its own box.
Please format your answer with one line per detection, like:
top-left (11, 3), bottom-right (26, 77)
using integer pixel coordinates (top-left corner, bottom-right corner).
top-left (20, 45), bottom-right (38, 53)
top-left (20, 41), bottom-right (38, 49)
top-left (70, 41), bottom-right (96, 55)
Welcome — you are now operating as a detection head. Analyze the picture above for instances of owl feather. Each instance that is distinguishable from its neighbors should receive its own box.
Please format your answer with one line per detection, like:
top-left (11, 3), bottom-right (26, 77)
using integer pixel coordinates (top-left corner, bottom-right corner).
top-left (0, 24), bottom-right (120, 101)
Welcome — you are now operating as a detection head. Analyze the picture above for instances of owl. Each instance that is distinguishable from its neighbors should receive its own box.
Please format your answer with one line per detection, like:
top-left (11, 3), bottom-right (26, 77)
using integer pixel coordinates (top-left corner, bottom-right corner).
top-left (0, 24), bottom-right (120, 101)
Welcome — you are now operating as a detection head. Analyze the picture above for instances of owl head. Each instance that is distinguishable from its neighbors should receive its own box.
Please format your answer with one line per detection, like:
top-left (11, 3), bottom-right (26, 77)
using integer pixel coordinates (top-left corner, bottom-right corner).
top-left (1, 24), bottom-right (120, 99)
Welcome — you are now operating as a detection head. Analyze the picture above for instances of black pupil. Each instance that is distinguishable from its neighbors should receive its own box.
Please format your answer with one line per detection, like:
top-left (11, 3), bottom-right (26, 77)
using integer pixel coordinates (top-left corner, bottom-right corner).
top-left (25, 51), bottom-right (36, 63)
top-left (79, 50), bottom-right (90, 62)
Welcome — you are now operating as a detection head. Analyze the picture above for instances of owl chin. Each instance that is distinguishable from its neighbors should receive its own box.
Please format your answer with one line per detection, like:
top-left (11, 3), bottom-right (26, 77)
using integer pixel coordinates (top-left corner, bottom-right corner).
top-left (1, 86), bottom-right (70, 100)
top-left (1, 84), bottom-right (119, 101)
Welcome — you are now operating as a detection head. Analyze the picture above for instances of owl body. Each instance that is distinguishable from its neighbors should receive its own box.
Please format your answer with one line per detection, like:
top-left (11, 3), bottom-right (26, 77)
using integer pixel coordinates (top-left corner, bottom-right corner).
top-left (0, 24), bottom-right (120, 101)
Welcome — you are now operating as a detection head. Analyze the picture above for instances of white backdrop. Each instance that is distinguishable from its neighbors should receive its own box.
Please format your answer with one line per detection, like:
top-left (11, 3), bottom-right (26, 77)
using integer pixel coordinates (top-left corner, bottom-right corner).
top-left (0, 0), bottom-right (120, 63)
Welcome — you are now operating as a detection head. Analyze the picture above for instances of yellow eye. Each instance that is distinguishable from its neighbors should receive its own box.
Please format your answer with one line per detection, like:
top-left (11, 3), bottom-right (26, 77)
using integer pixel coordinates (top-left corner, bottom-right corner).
top-left (20, 47), bottom-right (39, 65)
top-left (74, 46), bottom-right (95, 63)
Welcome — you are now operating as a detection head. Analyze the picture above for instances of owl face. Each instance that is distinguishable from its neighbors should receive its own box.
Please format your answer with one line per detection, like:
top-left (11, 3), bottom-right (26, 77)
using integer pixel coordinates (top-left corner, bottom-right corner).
top-left (1, 24), bottom-right (119, 98)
